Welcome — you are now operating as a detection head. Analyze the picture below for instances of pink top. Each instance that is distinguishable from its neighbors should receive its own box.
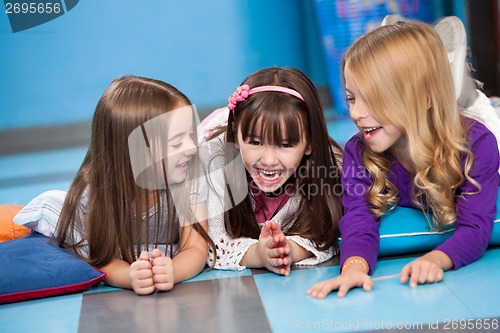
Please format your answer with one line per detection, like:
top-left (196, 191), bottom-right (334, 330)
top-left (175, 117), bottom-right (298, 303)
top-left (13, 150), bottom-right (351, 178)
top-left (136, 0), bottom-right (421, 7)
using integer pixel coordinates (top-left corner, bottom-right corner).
top-left (251, 182), bottom-right (294, 226)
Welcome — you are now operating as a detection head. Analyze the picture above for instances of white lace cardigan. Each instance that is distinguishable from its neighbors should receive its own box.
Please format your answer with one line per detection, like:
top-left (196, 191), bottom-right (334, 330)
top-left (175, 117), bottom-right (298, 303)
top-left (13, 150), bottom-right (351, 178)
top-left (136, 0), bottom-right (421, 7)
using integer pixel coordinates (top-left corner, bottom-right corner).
top-left (199, 109), bottom-right (341, 270)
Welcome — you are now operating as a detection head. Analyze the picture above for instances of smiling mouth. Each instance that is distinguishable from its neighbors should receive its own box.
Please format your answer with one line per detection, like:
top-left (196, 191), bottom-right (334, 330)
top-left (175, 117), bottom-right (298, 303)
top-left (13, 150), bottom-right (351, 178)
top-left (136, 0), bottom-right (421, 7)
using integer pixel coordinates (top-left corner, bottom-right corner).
top-left (257, 168), bottom-right (283, 182)
top-left (362, 126), bottom-right (382, 138)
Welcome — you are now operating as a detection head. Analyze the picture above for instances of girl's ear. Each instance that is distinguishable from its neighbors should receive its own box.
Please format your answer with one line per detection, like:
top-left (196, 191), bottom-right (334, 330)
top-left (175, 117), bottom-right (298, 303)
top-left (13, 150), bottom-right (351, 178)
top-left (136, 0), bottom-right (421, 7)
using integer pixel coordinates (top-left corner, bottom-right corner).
top-left (305, 145), bottom-right (312, 155)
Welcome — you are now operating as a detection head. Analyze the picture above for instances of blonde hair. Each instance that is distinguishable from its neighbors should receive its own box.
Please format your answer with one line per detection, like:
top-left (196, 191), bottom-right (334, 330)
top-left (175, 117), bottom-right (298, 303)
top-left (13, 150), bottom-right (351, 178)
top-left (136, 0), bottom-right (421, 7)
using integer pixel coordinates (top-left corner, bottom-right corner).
top-left (342, 21), bottom-right (479, 229)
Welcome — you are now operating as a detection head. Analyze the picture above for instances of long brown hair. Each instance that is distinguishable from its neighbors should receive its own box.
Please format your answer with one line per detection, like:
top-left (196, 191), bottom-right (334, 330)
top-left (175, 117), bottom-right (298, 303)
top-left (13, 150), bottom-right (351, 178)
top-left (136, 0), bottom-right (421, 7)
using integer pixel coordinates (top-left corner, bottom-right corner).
top-left (216, 67), bottom-right (343, 251)
top-left (56, 75), bottom-right (215, 267)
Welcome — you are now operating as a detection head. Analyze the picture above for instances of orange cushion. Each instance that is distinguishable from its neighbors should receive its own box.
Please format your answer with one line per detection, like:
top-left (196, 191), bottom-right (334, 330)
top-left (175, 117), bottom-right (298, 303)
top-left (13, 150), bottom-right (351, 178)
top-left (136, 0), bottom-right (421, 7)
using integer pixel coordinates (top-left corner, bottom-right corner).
top-left (0, 204), bottom-right (30, 242)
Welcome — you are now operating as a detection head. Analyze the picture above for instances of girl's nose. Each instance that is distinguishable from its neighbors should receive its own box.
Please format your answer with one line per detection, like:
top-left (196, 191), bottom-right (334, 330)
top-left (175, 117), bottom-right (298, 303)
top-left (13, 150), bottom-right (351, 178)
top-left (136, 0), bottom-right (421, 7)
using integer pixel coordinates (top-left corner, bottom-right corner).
top-left (349, 102), bottom-right (368, 124)
top-left (260, 146), bottom-right (279, 166)
top-left (183, 136), bottom-right (197, 156)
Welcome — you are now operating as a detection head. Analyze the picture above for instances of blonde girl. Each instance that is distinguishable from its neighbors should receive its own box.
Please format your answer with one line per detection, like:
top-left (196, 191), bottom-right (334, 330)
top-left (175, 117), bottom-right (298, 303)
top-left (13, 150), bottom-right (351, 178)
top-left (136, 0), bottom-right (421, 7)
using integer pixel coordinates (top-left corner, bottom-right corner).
top-left (308, 21), bottom-right (499, 298)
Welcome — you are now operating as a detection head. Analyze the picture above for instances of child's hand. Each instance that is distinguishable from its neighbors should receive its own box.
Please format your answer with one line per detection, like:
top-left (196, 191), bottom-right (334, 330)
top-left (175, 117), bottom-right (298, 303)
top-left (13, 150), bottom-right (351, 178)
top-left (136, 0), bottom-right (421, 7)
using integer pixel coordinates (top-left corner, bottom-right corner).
top-left (257, 221), bottom-right (290, 276)
top-left (307, 264), bottom-right (372, 299)
top-left (400, 254), bottom-right (445, 288)
top-left (129, 251), bottom-right (155, 295)
top-left (268, 222), bottom-right (292, 276)
top-left (150, 248), bottom-right (175, 292)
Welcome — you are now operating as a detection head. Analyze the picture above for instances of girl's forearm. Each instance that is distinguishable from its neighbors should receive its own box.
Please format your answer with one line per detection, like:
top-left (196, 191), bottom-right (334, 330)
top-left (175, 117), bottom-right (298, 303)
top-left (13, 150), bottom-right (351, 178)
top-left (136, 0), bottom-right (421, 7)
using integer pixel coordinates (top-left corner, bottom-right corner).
top-left (172, 247), bottom-right (207, 283)
top-left (99, 257), bottom-right (133, 289)
top-left (423, 250), bottom-right (454, 271)
top-left (239, 243), bottom-right (263, 268)
top-left (288, 240), bottom-right (313, 263)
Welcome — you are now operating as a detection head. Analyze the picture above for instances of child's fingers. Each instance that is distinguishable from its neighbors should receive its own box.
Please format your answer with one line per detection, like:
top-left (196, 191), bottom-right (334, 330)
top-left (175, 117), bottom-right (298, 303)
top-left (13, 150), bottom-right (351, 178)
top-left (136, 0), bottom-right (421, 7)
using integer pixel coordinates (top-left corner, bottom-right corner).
top-left (434, 269), bottom-right (444, 282)
top-left (362, 275), bottom-right (373, 292)
top-left (272, 234), bottom-right (287, 248)
top-left (401, 261), bottom-right (444, 287)
top-left (268, 247), bottom-right (286, 258)
top-left (268, 221), bottom-right (282, 236)
top-left (308, 280), bottom-right (338, 299)
top-left (151, 248), bottom-right (163, 259)
top-left (268, 251), bottom-right (292, 266)
top-left (274, 264), bottom-right (291, 276)
top-left (153, 270), bottom-right (174, 291)
top-left (130, 263), bottom-right (153, 278)
top-left (129, 263), bottom-right (155, 295)
top-left (265, 256), bottom-right (290, 275)
top-left (408, 265), bottom-right (421, 288)
top-left (268, 256), bottom-right (284, 267)
top-left (152, 257), bottom-right (174, 291)
top-left (400, 264), bottom-right (411, 284)
top-left (260, 221), bottom-right (272, 238)
top-left (134, 285), bottom-right (156, 295)
top-left (338, 276), bottom-right (371, 298)
top-left (265, 236), bottom-right (278, 249)
top-left (276, 266), bottom-right (287, 276)
top-left (266, 263), bottom-right (284, 276)
top-left (152, 255), bottom-right (172, 270)
top-left (425, 266), bottom-right (444, 284)
top-left (336, 283), bottom-right (351, 298)
top-left (154, 281), bottom-right (174, 292)
top-left (309, 272), bottom-right (372, 299)
top-left (131, 258), bottom-right (151, 271)
top-left (282, 265), bottom-right (291, 277)
top-left (139, 250), bottom-right (150, 261)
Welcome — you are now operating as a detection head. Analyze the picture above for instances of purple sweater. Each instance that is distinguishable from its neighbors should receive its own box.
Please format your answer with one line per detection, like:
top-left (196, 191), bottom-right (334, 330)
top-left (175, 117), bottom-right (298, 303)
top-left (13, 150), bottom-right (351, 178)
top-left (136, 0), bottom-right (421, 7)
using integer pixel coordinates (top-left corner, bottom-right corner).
top-left (340, 119), bottom-right (500, 273)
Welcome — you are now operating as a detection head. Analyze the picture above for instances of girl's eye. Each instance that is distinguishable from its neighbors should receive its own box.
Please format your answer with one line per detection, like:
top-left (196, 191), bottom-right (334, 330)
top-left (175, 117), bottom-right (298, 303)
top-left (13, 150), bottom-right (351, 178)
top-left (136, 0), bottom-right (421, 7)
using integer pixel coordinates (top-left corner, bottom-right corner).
top-left (171, 142), bottom-right (182, 149)
top-left (248, 139), bottom-right (261, 146)
top-left (345, 96), bottom-right (355, 107)
top-left (281, 142), bottom-right (293, 148)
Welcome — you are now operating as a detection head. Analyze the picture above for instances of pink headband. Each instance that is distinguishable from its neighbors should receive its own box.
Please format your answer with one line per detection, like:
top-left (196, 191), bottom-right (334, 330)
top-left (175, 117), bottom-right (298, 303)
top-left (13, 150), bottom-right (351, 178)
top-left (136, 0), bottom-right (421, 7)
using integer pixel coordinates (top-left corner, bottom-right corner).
top-left (227, 84), bottom-right (304, 111)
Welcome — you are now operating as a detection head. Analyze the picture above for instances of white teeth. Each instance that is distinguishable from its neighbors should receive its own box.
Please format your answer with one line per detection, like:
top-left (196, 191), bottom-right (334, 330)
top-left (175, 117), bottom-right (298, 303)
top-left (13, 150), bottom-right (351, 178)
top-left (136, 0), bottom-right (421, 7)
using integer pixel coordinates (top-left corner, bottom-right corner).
top-left (363, 126), bottom-right (381, 137)
top-left (364, 126), bottom-right (380, 133)
top-left (258, 169), bottom-right (282, 181)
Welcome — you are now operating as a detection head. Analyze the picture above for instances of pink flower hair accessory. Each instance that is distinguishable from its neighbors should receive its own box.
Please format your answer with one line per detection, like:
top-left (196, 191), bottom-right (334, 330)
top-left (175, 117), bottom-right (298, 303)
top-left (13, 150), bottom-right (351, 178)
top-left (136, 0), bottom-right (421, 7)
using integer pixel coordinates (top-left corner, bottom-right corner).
top-left (227, 84), bottom-right (304, 111)
top-left (228, 85), bottom-right (250, 111)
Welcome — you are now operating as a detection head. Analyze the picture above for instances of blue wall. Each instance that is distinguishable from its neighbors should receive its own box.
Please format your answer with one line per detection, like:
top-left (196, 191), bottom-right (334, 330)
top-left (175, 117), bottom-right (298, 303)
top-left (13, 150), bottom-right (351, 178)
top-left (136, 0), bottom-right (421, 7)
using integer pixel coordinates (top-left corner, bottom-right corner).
top-left (1, 0), bottom-right (327, 130)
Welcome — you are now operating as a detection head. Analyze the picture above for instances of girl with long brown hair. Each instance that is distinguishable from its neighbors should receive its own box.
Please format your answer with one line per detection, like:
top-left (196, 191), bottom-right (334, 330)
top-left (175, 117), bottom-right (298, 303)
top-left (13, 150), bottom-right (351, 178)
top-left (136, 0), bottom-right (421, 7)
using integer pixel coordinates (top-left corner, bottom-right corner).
top-left (51, 75), bottom-right (215, 294)
top-left (201, 67), bottom-right (343, 275)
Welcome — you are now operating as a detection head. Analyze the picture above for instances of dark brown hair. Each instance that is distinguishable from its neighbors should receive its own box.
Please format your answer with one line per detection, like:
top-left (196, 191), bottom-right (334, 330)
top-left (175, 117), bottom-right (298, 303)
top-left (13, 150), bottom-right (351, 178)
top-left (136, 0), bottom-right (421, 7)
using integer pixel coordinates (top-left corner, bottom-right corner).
top-left (220, 67), bottom-right (343, 251)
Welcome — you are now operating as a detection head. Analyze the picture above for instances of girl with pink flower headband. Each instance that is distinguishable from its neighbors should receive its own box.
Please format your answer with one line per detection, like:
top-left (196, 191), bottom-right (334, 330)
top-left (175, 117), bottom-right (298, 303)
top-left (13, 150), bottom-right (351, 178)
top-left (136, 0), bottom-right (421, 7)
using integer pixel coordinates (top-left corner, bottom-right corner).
top-left (199, 67), bottom-right (344, 275)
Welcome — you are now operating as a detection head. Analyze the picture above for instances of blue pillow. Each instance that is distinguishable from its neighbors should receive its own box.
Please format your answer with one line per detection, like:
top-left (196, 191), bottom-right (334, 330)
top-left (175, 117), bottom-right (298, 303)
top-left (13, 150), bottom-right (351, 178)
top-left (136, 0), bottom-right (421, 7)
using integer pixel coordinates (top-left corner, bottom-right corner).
top-left (376, 187), bottom-right (500, 257)
top-left (0, 232), bottom-right (106, 304)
